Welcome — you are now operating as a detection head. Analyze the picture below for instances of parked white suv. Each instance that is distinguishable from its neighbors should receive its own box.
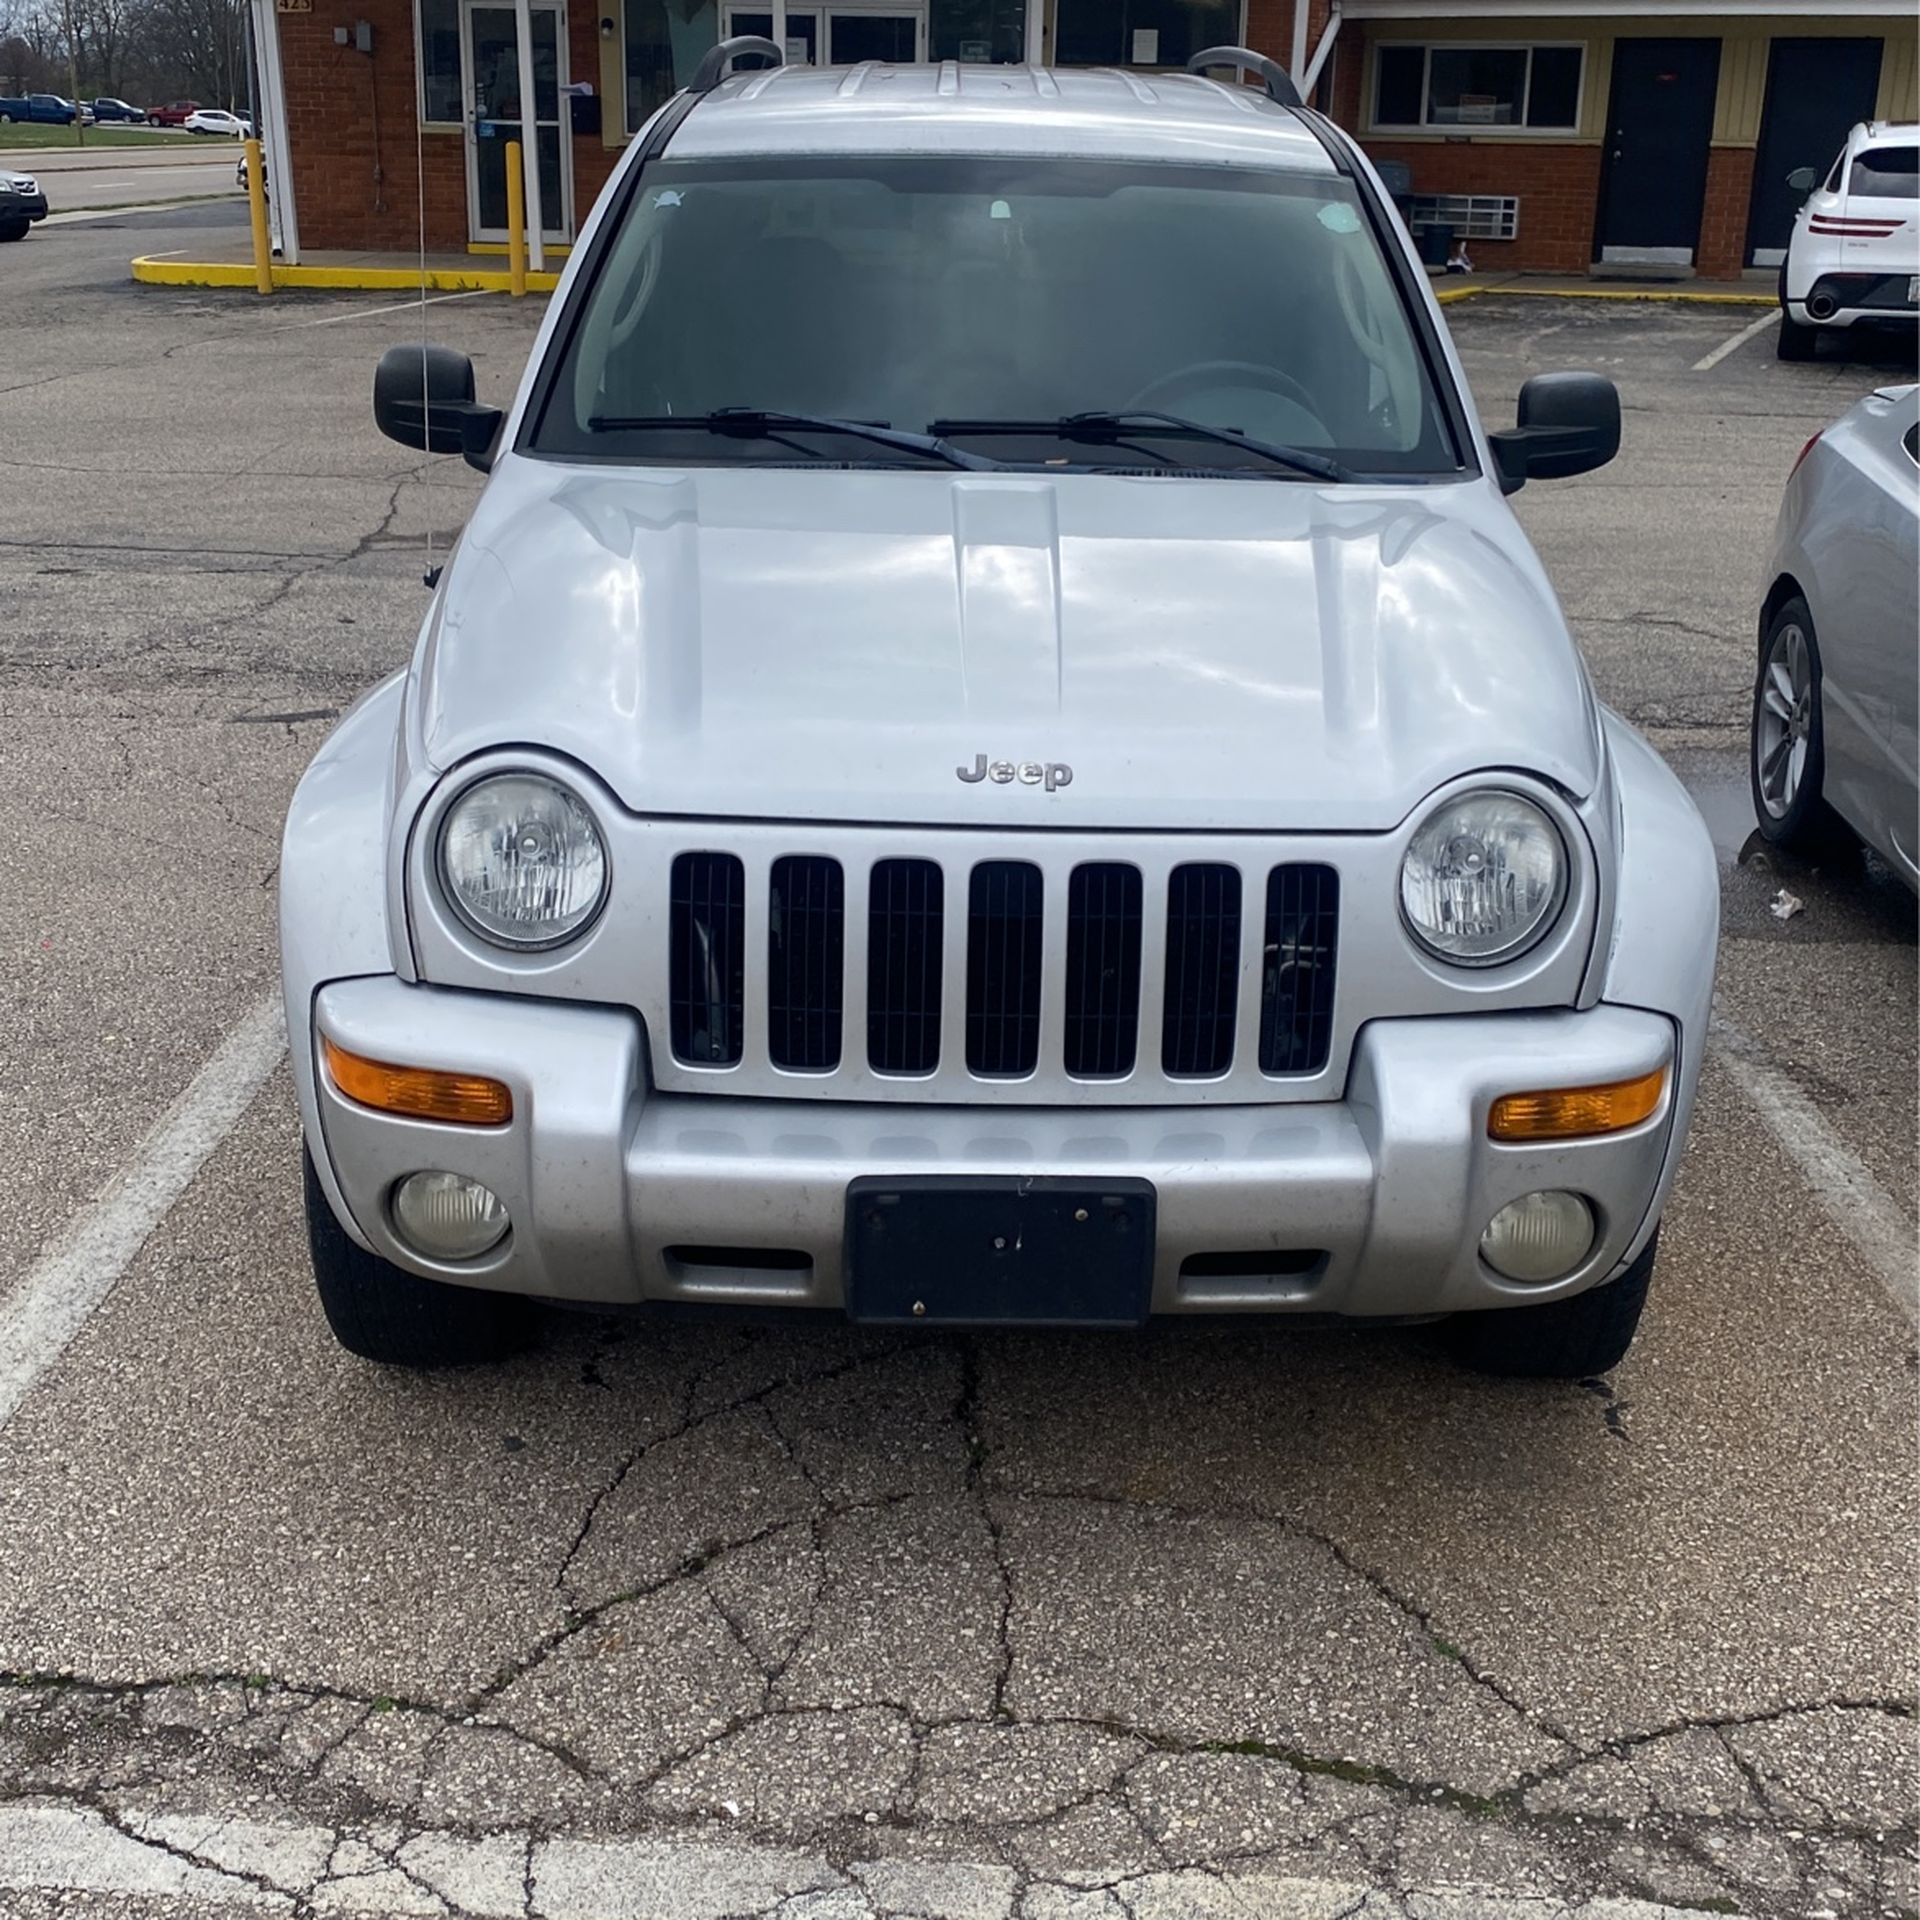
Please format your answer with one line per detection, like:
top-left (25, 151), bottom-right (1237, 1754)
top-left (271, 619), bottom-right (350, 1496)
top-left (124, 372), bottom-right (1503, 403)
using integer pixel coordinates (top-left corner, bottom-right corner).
top-left (282, 43), bottom-right (1717, 1380)
top-left (1779, 121), bottom-right (1919, 360)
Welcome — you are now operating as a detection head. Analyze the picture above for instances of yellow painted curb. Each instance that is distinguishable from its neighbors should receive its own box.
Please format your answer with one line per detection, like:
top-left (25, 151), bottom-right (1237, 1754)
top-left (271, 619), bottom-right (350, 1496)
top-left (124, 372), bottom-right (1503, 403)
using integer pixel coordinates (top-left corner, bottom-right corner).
top-left (131, 255), bottom-right (560, 294)
top-left (1435, 281), bottom-right (1774, 309)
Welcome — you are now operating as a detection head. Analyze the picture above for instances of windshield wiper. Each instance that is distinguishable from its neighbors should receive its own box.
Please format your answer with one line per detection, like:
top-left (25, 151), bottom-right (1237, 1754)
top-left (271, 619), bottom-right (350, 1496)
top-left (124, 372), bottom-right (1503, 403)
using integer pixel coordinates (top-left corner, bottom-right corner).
top-left (930, 411), bottom-right (1350, 482)
top-left (585, 408), bottom-right (1002, 471)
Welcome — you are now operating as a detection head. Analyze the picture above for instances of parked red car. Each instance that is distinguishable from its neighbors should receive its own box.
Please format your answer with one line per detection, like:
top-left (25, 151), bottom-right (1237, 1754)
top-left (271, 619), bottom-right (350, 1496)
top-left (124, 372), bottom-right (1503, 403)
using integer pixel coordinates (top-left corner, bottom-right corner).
top-left (148, 99), bottom-right (201, 128)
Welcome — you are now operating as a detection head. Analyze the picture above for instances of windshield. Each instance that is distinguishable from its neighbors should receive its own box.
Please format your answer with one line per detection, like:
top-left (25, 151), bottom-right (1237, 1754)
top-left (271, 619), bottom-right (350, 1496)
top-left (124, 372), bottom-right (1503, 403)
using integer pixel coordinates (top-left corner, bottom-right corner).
top-left (531, 155), bottom-right (1460, 478)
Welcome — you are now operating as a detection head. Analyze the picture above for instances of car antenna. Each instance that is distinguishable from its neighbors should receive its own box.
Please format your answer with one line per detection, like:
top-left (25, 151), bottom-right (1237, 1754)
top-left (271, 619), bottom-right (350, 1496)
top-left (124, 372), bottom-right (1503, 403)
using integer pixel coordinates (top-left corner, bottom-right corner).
top-left (415, 83), bottom-right (438, 590)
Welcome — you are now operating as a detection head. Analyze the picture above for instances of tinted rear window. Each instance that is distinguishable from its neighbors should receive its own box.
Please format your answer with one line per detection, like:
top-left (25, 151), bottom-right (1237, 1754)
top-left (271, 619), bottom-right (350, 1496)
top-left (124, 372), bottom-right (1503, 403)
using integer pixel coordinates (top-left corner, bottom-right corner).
top-left (1851, 146), bottom-right (1919, 199)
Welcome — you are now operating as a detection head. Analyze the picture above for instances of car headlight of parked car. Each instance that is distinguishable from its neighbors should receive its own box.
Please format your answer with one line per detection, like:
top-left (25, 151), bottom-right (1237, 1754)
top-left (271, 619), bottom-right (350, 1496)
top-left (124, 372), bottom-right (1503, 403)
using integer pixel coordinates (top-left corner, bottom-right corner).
top-left (437, 772), bottom-right (608, 950)
top-left (1399, 788), bottom-right (1566, 967)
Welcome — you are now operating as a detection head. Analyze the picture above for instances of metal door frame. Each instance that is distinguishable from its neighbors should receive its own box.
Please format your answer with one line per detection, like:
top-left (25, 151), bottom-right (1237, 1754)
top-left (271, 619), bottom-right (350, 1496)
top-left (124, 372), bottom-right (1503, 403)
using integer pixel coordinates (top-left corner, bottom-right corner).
top-left (460, 0), bottom-right (573, 245)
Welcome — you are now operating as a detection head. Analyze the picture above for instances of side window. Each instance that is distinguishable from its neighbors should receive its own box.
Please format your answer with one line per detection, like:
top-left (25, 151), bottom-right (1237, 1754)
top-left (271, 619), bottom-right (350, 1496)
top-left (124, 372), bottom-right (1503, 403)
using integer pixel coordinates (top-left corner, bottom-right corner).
top-left (1824, 150), bottom-right (1845, 193)
top-left (1851, 146), bottom-right (1920, 199)
top-left (1903, 423), bottom-right (1918, 470)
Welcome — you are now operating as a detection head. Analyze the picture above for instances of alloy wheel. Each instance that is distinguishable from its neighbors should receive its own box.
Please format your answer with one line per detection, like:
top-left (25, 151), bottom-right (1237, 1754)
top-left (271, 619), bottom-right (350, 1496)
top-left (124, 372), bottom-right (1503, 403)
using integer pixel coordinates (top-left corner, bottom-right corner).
top-left (1755, 621), bottom-right (1813, 819)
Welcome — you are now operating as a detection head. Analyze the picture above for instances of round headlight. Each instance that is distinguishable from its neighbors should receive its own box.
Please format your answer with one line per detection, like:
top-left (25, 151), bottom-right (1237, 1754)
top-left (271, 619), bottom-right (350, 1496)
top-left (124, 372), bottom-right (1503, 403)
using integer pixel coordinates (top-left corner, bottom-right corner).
top-left (1399, 789), bottom-right (1566, 967)
top-left (438, 773), bottom-right (608, 950)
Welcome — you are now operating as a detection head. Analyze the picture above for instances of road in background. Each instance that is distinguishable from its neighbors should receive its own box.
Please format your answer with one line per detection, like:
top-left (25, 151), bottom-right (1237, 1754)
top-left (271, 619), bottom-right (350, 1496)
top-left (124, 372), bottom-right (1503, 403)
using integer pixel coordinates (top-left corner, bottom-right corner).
top-left (0, 206), bottom-right (1913, 1920)
top-left (2, 141), bottom-right (242, 211)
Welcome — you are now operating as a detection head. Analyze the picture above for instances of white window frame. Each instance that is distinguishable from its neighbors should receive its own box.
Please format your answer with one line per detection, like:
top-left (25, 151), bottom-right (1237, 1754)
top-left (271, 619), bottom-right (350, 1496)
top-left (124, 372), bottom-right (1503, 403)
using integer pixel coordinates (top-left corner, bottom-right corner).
top-left (1368, 40), bottom-right (1586, 137)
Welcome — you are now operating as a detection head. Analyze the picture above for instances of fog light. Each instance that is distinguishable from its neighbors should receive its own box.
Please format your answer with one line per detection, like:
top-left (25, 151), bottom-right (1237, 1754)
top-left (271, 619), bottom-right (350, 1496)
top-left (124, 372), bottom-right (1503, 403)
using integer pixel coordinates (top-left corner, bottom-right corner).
top-left (1480, 1191), bottom-right (1594, 1284)
top-left (391, 1171), bottom-right (509, 1261)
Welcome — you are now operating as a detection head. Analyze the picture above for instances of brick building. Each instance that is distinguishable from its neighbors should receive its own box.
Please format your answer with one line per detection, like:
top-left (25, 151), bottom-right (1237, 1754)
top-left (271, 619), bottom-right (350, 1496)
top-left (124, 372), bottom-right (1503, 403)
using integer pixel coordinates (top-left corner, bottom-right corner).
top-left (262, 0), bottom-right (1914, 280)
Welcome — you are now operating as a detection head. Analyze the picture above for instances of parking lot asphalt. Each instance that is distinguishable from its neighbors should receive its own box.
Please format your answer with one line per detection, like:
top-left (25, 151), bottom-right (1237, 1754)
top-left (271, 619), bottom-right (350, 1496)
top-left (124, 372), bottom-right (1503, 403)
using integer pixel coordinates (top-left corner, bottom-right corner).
top-left (0, 206), bottom-right (1914, 1920)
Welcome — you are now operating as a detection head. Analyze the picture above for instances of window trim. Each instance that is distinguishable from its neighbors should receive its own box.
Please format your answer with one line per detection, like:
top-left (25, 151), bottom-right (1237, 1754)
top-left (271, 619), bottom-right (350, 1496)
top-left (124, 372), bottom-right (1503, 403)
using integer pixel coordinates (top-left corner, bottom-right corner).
top-left (1368, 39), bottom-right (1587, 138)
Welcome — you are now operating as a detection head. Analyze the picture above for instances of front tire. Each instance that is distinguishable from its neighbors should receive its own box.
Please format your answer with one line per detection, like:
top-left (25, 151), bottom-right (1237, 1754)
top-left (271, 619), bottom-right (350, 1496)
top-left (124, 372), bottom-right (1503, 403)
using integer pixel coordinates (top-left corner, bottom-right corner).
top-left (1750, 595), bottom-right (1841, 852)
top-left (1447, 1231), bottom-right (1657, 1379)
top-left (303, 1145), bottom-right (535, 1367)
top-left (0, 220), bottom-right (28, 242)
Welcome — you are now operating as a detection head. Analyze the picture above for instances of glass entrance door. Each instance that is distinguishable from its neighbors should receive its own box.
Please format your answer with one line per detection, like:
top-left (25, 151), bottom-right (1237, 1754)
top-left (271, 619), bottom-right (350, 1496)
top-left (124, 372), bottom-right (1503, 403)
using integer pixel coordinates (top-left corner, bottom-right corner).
top-left (726, 8), bottom-right (822, 64)
top-left (462, 0), bottom-right (570, 244)
top-left (725, 5), bottom-right (924, 64)
top-left (827, 11), bottom-right (919, 61)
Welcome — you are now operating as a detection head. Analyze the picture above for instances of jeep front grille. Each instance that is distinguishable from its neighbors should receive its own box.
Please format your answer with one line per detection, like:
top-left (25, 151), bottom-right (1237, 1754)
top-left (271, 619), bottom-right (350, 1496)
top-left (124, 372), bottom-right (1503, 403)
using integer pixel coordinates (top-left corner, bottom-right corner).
top-left (663, 848), bottom-right (1339, 1094)
top-left (867, 857), bottom-right (943, 1075)
top-left (1162, 862), bottom-right (1243, 1078)
top-left (767, 854), bottom-right (843, 1072)
top-left (669, 851), bottom-right (746, 1066)
top-left (1259, 863), bottom-right (1339, 1075)
top-left (1064, 862), bottom-right (1143, 1079)
top-left (966, 860), bottom-right (1045, 1077)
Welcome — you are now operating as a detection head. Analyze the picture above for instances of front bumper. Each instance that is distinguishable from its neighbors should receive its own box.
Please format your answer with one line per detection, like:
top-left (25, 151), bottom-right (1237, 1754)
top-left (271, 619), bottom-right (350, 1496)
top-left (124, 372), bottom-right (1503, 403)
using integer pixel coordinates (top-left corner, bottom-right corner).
top-left (0, 191), bottom-right (48, 223)
top-left (309, 979), bottom-right (1678, 1320)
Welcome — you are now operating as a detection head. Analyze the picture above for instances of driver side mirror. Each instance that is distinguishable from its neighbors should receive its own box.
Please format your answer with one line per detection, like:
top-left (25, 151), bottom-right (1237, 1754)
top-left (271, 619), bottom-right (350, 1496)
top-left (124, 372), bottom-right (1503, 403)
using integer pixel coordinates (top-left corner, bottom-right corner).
top-left (1786, 165), bottom-right (1819, 193)
top-left (1487, 372), bottom-right (1620, 495)
top-left (373, 344), bottom-right (503, 472)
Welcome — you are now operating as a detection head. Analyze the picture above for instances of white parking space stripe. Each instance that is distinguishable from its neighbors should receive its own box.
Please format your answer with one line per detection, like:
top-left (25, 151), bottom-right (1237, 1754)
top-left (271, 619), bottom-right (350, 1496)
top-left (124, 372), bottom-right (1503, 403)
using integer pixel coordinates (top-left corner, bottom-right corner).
top-left (1712, 1018), bottom-right (1918, 1327)
top-left (0, 993), bottom-right (284, 1431)
top-left (1692, 309), bottom-right (1780, 372)
top-left (272, 289), bottom-right (494, 331)
top-left (0, 1802), bottom-right (1743, 1919)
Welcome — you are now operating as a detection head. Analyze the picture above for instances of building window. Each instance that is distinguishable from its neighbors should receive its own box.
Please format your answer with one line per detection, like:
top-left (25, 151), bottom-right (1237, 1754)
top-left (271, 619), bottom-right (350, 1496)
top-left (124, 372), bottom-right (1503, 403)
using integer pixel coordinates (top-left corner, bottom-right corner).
top-left (419, 0), bottom-right (464, 124)
top-left (1372, 43), bottom-right (1583, 133)
top-left (1053, 0), bottom-right (1238, 70)
top-left (625, 0), bottom-right (719, 134)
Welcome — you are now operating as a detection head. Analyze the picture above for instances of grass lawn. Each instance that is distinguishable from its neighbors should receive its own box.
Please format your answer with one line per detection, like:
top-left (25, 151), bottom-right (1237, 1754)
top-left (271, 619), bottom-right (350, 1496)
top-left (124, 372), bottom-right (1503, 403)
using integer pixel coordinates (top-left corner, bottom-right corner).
top-left (0, 124), bottom-right (207, 149)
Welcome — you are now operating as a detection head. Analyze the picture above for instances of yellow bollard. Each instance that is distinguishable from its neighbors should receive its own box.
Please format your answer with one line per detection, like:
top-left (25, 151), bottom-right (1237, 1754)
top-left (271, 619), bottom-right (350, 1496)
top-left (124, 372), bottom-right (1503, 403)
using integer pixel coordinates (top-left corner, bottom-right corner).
top-left (243, 137), bottom-right (272, 296)
top-left (505, 139), bottom-right (528, 298)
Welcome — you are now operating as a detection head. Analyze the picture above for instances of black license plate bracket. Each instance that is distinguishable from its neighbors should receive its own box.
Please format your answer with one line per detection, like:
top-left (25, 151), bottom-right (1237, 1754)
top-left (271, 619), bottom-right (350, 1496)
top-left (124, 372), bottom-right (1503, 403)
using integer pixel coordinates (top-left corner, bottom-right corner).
top-left (845, 1176), bottom-right (1156, 1327)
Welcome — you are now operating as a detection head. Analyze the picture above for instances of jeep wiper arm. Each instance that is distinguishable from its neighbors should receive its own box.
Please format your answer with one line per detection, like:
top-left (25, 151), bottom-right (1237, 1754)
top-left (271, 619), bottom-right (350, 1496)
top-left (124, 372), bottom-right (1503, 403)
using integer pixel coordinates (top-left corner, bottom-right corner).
top-left (930, 411), bottom-right (1350, 482)
top-left (585, 408), bottom-right (1002, 471)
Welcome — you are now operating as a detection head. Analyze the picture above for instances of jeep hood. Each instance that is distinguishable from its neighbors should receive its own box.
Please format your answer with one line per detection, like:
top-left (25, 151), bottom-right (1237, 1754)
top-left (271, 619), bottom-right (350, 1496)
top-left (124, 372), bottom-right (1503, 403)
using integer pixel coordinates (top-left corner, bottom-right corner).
top-left (415, 458), bottom-right (1600, 833)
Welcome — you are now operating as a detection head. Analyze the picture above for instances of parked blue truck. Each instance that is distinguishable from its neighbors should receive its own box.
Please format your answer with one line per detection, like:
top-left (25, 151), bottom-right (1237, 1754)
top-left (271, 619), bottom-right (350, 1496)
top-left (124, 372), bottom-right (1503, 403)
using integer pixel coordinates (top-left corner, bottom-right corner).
top-left (0, 94), bottom-right (78, 125)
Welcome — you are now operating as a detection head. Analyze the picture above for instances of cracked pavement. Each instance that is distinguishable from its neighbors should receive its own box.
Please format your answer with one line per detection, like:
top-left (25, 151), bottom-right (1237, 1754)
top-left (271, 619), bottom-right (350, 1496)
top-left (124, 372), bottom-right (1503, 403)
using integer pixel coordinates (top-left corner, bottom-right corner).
top-left (0, 207), bottom-right (1914, 1919)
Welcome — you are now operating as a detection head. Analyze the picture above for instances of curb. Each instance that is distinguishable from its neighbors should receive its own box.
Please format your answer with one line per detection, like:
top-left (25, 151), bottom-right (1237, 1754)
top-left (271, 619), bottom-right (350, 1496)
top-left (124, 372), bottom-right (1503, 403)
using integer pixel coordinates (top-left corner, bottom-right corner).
top-left (128, 255), bottom-right (1774, 309)
top-left (1436, 282), bottom-right (1775, 309)
top-left (130, 254), bottom-right (560, 294)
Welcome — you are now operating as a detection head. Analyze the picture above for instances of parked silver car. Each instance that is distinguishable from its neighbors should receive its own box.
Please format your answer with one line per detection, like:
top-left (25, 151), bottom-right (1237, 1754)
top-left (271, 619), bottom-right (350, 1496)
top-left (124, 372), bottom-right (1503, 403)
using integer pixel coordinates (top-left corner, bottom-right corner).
top-left (282, 44), bottom-right (1718, 1379)
top-left (1751, 383), bottom-right (1919, 886)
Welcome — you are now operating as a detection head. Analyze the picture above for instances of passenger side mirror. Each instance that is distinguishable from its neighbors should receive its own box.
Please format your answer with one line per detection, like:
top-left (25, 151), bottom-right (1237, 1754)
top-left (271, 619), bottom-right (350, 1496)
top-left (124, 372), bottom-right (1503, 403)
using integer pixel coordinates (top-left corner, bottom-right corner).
top-left (373, 344), bottom-right (503, 472)
top-left (1487, 372), bottom-right (1620, 494)
top-left (1786, 165), bottom-right (1819, 193)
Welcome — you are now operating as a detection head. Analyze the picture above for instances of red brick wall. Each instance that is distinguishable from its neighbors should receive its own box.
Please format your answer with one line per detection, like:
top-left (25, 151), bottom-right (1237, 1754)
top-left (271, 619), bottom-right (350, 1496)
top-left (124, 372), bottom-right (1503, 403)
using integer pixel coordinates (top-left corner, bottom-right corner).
top-left (1358, 139), bottom-right (1605, 272)
top-left (1697, 145), bottom-right (1756, 279)
top-left (278, 0), bottom-right (620, 253)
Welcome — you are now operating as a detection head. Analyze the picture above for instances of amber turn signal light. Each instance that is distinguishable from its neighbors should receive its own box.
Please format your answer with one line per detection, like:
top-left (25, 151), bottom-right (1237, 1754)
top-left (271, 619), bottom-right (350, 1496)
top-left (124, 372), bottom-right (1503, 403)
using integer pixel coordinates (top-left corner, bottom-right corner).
top-left (321, 1037), bottom-right (513, 1127)
top-left (1488, 1066), bottom-right (1666, 1143)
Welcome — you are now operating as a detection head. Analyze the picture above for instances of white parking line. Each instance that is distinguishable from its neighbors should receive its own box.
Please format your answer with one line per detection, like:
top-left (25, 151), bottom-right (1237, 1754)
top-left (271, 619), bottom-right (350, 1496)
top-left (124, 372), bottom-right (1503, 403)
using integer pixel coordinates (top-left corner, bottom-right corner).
top-left (0, 1802), bottom-right (1742, 1919)
top-left (1692, 309), bottom-right (1780, 372)
top-left (272, 289), bottom-right (494, 330)
top-left (0, 993), bottom-right (284, 1431)
top-left (1711, 1017), bottom-right (1918, 1327)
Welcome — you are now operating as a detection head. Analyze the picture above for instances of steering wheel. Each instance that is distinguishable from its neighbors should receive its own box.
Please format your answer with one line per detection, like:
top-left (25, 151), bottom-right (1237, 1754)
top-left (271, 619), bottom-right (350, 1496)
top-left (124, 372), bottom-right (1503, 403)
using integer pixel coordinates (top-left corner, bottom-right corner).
top-left (1126, 359), bottom-right (1320, 419)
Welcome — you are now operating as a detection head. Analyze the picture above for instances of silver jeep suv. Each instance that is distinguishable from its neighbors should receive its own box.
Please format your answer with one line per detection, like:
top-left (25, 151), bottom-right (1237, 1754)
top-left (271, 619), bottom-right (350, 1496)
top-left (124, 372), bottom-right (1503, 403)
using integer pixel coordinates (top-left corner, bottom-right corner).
top-left (282, 44), bottom-right (1717, 1377)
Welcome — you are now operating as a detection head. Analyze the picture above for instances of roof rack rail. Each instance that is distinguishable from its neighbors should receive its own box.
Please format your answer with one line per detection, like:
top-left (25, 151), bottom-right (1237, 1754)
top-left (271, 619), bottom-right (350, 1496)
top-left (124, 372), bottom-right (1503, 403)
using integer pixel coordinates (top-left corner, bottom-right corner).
top-left (689, 34), bottom-right (783, 92)
top-left (1185, 45), bottom-right (1303, 108)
